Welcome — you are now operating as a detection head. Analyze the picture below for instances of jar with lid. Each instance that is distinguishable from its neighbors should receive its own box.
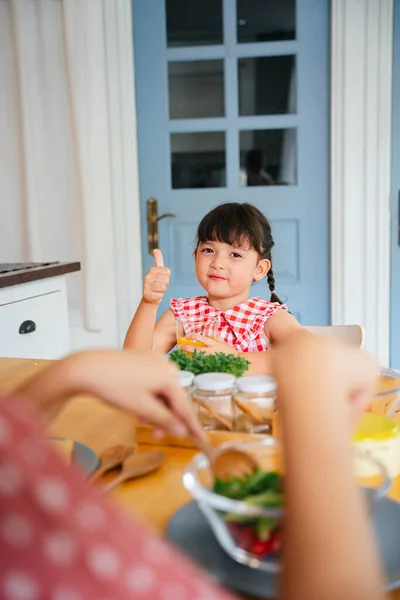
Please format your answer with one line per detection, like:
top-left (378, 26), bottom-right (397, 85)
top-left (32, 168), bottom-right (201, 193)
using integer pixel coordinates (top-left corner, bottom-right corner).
top-left (192, 373), bottom-right (236, 431)
top-left (233, 375), bottom-right (277, 434)
top-left (179, 370), bottom-right (195, 399)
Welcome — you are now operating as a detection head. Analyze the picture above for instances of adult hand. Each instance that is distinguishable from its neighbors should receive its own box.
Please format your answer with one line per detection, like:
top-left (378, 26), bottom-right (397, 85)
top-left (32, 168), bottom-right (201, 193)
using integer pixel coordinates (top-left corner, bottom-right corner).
top-left (271, 330), bottom-right (379, 427)
top-left (17, 349), bottom-right (207, 446)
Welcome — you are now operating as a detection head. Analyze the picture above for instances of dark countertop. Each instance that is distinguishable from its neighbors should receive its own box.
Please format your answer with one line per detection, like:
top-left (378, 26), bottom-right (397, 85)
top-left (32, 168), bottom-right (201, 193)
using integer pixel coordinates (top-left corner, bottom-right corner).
top-left (0, 262), bottom-right (81, 289)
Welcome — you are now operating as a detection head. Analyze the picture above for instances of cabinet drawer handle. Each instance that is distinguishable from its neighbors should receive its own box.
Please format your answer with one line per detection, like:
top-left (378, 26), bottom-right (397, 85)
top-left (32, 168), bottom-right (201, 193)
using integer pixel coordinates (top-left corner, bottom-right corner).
top-left (19, 320), bottom-right (36, 334)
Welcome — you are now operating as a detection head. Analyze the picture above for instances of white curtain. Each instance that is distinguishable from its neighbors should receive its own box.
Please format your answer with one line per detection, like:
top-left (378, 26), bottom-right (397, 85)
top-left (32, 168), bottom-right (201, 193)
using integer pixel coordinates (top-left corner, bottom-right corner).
top-left (0, 0), bottom-right (137, 334)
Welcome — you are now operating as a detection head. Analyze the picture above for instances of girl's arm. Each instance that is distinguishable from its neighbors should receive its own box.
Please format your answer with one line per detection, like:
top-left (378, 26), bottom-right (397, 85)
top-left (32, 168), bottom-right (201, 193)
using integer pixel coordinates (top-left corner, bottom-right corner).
top-left (152, 308), bottom-right (178, 354)
top-left (241, 351), bottom-right (273, 375)
top-left (125, 306), bottom-right (177, 354)
top-left (275, 332), bottom-right (385, 600)
top-left (124, 249), bottom-right (171, 351)
top-left (124, 299), bottom-right (158, 350)
top-left (264, 307), bottom-right (302, 345)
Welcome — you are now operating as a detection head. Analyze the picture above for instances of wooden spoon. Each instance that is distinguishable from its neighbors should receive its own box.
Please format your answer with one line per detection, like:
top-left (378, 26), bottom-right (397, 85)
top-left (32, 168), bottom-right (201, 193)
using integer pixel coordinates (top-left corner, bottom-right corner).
top-left (234, 399), bottom-right (267, 425)
top-left (90, 444), bottom-right (135, 481)
top-left (102, 450), bottom-right (165, 492)
top-left (197, 439), bottom-right (258, 481)
top-left (193, 397), bottom-right (233, 431)
top-left (212, 447), bottom-right (259, 480)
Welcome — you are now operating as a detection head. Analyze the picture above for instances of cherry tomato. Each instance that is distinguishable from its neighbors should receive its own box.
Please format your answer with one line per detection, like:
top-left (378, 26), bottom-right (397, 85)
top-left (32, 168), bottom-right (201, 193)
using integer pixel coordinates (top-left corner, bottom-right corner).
top-left (250, 538), bottom-right (273, 556)
top-left (226, 523), bottom-right (254, 551)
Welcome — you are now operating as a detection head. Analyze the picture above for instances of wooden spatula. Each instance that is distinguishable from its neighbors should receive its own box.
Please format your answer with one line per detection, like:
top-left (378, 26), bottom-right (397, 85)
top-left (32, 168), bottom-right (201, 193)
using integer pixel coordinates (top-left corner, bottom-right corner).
top-left (102, 450), bottom-right (165, 492)
top-left (90, 444), bottom-right (135, 481)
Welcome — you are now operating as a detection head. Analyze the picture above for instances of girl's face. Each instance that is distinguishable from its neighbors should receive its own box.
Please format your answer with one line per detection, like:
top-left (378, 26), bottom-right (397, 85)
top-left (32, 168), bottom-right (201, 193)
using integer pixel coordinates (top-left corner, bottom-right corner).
top-left (195, 239), bottom-right (270, 302)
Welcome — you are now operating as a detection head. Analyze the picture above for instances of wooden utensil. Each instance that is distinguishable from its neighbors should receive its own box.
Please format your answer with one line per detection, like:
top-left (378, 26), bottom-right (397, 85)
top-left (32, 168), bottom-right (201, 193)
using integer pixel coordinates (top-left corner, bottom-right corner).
top-left (102, 450), bottom-right (165, 492)
top-left (197, 439), bottom-right (258, 481)
top-left (193, 397), bottom-right (233, 431)
top-left (211, 447), bottom-right (259, 480)
top-left (90, 444), bottom-right (135, 481)
top-left (234, 399), bottom-right (266, 424)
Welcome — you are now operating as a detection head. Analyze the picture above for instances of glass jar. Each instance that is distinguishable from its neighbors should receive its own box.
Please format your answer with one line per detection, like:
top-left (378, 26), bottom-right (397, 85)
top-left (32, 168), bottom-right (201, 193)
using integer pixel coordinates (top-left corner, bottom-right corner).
top-left (176, 318), bottom-right (218, 351)
top-left (179, 370), bottom-right (195, 395)
top-left (233, 375), bottom-right (277, 434)
top-left (192, 373), bottom-right (236, 431)
top-left (367, 368), bottom-right (400, 420)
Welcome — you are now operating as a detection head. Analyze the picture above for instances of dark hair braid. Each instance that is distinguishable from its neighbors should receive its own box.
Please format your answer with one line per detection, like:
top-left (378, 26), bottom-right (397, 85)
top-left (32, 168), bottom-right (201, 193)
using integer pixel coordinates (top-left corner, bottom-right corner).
top-left (267, 266), bottom-right (282, 304)
top-left (195, 202), bottom-right (284, 304)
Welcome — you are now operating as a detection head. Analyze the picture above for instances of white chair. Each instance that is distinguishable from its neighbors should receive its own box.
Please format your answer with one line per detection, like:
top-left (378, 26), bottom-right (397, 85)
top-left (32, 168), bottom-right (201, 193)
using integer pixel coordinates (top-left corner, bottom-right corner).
top-left (304, 325), bottom-right (365, 349)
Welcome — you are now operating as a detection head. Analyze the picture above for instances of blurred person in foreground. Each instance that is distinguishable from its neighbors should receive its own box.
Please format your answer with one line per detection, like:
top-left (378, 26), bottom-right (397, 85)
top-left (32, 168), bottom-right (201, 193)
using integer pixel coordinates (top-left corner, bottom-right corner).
top-left (0, 333), bottom-right (385, 600)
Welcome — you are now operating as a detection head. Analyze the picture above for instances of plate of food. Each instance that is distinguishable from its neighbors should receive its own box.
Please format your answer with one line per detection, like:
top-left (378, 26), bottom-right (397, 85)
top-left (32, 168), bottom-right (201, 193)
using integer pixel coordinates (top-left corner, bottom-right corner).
top-left (49, 437), bottom-right (99, 477)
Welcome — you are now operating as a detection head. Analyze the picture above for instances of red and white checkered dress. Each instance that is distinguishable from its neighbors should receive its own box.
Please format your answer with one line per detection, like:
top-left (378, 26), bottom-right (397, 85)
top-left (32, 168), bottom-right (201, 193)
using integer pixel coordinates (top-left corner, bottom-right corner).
top-left (170, 296), bottom-right (287, 352)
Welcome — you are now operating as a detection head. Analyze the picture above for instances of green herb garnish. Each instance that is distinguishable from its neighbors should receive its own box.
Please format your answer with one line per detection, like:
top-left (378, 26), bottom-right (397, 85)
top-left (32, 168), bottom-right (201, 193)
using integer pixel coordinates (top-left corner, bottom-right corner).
top-left (213, 469), bottom-right (283, 501)
top-left (169, 349), bottom-right (250, 377)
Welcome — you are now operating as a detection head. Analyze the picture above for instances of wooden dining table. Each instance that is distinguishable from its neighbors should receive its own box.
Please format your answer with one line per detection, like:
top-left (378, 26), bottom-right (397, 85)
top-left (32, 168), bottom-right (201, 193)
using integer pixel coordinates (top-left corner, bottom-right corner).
top-left (1, 356), bottom-right (399, 600)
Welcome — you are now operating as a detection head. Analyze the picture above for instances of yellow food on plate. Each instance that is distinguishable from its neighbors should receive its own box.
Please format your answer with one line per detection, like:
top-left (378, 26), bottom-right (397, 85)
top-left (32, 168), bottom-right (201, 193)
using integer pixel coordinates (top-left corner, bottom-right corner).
top-left (353, 412), bottom-right (400, 478)
top-left (50, 438), bottom-right (74, 465)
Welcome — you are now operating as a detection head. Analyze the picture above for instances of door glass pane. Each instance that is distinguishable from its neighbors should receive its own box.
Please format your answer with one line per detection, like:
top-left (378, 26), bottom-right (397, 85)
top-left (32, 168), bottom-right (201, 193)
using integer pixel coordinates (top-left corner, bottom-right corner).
top-left (168, 61), bottom-right (224, 119)
top-left (240, 129), bottom-right (297, 186)
top-left (166, 0), bottom-right (223, 47)
top-left (237, 0), bottom-right (296, 43)
top-left (171, 132), bottom-right (226, 189)
top-left (238, 56), bottom-right (295, 116)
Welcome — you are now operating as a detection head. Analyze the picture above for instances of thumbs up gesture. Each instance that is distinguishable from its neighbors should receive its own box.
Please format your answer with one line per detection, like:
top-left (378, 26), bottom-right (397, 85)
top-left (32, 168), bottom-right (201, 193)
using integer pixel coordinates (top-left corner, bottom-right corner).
top-left (143, 249), bottom-right (171, 305)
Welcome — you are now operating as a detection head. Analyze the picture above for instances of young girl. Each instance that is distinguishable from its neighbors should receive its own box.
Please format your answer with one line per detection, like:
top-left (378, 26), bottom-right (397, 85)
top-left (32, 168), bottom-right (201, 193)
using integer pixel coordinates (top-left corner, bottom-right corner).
top-left (124, 203), bottom-right (301, 373)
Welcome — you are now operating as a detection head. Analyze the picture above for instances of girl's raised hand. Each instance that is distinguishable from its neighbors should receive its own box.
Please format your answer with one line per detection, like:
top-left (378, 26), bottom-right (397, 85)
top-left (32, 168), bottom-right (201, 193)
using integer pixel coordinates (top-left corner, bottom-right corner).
top-left (143, 249), bottom-right (171, 305)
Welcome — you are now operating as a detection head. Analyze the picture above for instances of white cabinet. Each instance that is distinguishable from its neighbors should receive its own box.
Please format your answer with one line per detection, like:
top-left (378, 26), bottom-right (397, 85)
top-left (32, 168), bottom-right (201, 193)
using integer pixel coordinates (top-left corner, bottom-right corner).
top-left (0, 276), bottom-right (70, 359)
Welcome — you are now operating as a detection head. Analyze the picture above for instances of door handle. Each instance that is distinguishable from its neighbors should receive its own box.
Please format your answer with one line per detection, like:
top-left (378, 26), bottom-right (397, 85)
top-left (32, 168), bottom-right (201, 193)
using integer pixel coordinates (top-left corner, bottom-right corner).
top-left (147, 198), bottom-right (176, 254)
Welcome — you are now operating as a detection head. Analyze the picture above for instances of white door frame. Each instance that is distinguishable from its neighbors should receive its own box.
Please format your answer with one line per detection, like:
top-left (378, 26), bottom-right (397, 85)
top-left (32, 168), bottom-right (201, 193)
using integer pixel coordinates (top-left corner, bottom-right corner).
top-left (107, 0), bottom-right (394, 364)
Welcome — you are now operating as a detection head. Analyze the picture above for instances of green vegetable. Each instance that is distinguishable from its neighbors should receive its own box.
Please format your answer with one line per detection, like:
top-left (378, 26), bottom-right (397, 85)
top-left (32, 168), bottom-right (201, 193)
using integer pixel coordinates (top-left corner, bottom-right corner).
top-left (244, 470), bottom-right (282, 495)
top-left (244, 490), bottom-right (284, 509)
top-left (213, 477), bottom-right (248, 499)
top-left (169, 349), bottom-right (250, 377)
top-left (213, 469), bottom-right (283, 500)
top-left (255, 517), bottom-right (279, 540)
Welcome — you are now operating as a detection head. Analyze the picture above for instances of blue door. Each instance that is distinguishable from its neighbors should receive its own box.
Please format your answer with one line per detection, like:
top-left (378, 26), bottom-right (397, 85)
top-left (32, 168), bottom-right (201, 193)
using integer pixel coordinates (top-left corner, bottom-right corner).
top-left (391, 0), bottom-right (400, 368)
top-left (132, 0), bottom-right (330, 324)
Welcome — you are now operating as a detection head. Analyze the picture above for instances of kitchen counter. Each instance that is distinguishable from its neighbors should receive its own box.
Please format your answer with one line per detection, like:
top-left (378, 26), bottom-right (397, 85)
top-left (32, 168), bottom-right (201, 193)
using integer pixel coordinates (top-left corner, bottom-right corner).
top-left (0, 262), bottom-right (80, 359)
top-left (0, 261), bottom-right (81, 288)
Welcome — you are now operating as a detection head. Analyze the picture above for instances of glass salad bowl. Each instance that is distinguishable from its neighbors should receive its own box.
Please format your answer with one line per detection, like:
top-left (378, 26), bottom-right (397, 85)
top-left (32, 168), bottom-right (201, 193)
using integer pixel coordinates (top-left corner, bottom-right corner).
top-left (183, 437), bottom-right (391, 572)
top-left (368, 368), bottom-right (400, 420)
